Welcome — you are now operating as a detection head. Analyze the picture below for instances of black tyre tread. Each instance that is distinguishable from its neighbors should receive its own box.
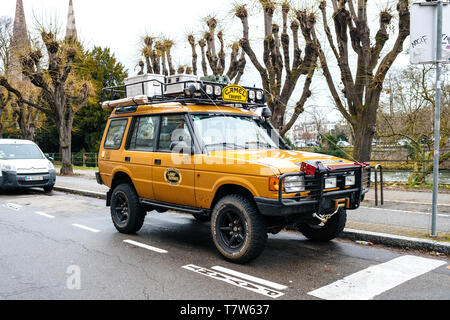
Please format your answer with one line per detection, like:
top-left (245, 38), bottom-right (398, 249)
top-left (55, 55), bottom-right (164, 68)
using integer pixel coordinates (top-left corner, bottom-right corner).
top-left (297, 209), bottom-right (347, 242)
top-left (43, 185), bottom-right (54, 193)
top-left (211, 194), bottom-right (267, 264)
top-left (111, 184), bottom-right (145, 234)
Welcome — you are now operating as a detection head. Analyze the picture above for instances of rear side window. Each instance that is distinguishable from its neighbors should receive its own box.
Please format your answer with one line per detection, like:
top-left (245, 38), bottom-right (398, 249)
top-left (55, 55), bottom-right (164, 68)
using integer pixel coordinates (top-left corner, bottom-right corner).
top-left (128, 116), bottom-right (158, 151)
top-left (104, 119), bottom-right (128, 149)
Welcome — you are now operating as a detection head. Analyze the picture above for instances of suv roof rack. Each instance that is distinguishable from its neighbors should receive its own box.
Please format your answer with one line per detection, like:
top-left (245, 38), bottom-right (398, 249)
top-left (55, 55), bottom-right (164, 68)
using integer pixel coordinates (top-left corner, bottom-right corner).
top-left (101, 76), bottom-right (267, 111)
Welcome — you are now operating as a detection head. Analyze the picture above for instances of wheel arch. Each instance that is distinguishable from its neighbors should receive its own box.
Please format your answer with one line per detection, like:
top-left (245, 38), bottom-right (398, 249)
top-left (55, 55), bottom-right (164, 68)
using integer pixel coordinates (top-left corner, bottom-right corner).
top-left (210, 183), bottom-right (256, 211)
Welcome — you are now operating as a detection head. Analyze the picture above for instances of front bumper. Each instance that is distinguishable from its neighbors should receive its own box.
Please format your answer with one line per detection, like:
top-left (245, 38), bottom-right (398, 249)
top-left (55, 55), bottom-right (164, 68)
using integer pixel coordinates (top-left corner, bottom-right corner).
top-left (0, 170), bottom-right (56, 189)
top-left (255, 165), bottom-right (370, 217)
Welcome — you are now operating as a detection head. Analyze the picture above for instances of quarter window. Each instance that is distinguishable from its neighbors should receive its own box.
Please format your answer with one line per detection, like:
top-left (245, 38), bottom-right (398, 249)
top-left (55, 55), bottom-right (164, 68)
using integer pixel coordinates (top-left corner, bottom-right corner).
top-left (104, 119), bottom-right (128, 149)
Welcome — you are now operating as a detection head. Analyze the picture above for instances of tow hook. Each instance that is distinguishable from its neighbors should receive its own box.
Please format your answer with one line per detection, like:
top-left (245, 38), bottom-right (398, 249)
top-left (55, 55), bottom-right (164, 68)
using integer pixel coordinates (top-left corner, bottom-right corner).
top-left (313, 208), bottom-right (340, 225)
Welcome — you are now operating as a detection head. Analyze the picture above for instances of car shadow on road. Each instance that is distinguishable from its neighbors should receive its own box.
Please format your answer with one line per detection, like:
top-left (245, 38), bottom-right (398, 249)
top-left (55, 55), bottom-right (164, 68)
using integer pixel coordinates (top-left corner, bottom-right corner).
top-left (131, 211), bottom-right (345, 266)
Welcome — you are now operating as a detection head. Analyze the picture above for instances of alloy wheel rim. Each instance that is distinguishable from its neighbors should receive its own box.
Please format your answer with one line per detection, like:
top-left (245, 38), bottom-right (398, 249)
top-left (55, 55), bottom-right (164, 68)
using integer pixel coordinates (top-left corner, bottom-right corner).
top-left (218, 210), bottom-right (246, 250)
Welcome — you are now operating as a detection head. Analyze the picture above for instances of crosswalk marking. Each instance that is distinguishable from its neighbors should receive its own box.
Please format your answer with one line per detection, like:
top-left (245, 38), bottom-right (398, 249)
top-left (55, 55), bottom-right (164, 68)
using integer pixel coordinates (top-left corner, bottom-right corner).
top-left (308, 255), bottom-right (447, 300)
top-left (182, 264), bottom-right (284, 299)
top-left (211, 266), bottom-right (288, 291)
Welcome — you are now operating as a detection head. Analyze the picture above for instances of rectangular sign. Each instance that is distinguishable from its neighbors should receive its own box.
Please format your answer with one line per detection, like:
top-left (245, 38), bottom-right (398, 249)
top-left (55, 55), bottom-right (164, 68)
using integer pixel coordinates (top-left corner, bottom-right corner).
top-left (410, 2), bottom-right (450, 64)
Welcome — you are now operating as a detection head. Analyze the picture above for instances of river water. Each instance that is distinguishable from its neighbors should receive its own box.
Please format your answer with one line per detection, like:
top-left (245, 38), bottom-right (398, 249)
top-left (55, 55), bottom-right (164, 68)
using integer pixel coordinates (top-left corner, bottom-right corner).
top-left (374, 171), bottom-right (450, 184)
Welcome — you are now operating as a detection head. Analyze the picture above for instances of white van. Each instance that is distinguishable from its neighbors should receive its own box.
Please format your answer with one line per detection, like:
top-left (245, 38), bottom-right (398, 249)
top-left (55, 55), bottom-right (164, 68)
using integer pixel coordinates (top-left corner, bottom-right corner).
top-left (0, 139), bottom-right (56, 192)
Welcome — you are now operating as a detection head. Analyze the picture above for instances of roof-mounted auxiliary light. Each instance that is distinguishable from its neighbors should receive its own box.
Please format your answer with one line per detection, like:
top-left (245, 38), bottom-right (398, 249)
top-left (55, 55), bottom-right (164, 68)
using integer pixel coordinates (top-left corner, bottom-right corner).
top-left (184, 85), bottom-right (197, 98)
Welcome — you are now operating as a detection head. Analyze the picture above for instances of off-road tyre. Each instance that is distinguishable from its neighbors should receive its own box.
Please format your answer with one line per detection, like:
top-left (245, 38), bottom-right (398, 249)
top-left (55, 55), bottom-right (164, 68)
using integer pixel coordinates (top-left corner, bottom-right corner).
top-left (211, 194), bottom-right (267, 264)
top-left (297, 208), bottom-right (347, 242)
top-left (110, 183), bottom-right (146, 234)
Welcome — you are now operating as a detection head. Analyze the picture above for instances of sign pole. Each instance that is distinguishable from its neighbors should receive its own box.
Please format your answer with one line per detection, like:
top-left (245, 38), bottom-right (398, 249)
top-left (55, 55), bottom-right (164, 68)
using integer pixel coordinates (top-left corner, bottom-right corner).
top-left (431, 0), bottom-right (443, 237)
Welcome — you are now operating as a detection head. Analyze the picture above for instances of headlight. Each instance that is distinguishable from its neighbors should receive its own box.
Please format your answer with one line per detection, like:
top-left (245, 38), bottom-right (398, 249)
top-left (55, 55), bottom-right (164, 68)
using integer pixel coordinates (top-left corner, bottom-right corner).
top-left (205, 85), bottom-right (213, 95)
top-left (48, 161), bottom-right (55, 171)
top-left (2, 163), bottom-right (16, 172)
top-left (214, 86), bottom-right (222, 96)
top-left (284, 175), bottom-right (305, 193)
top-left (325, 177), bottom-right (337, 189)
top-left (345, 175), bottom-right (356, 186)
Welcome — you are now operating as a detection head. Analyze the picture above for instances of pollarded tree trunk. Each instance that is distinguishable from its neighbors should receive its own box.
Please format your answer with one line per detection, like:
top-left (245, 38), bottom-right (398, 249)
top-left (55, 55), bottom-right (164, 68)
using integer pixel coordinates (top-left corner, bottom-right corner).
top-left (315, 0), bottom-right (410, 162)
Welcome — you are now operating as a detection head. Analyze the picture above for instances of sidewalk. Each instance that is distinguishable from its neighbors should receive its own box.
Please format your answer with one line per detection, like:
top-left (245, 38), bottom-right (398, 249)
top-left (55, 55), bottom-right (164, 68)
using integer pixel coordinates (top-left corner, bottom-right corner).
top-left (54, 169), bottom-right (450, 254)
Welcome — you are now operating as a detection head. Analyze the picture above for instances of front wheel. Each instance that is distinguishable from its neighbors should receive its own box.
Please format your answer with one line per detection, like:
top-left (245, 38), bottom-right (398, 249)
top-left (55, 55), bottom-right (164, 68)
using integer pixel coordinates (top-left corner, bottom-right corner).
top-left (110, 184), bottom-right (146, 234)
top-left (43, 185), bottom-right (54, 193)
top-left (297, 208), bottom-right (347, 242)
top-left (211, 195), bottom-right (267, 264)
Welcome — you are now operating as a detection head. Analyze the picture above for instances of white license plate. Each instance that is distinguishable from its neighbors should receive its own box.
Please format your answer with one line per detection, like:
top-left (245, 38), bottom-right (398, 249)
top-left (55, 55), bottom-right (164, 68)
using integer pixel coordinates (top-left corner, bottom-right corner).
top-left (25, 176), bottom-right (44, 181)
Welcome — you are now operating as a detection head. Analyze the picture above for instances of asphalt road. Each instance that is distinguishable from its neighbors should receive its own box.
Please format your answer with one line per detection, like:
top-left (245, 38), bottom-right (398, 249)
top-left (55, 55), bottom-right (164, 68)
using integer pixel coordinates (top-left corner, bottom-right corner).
top-left (0, 190), bottom-right (449, 300)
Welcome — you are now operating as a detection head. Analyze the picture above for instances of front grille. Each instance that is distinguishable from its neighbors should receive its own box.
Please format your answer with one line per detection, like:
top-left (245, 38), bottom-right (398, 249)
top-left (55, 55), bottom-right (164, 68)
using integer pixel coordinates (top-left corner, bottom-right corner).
top-left (18, 179), bottom-right (49, 186)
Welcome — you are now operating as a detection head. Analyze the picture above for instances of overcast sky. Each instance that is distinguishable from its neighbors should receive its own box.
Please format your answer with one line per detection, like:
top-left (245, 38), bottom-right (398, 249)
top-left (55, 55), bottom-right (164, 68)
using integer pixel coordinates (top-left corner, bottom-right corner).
top-left (1, 0), bottom-right (411, 126)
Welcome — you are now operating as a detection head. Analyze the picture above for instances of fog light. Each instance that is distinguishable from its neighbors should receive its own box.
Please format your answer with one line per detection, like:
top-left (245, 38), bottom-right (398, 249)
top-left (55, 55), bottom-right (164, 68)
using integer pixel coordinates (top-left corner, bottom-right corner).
top-left (256, 91), bottom-right (263, 101)
top-left (249, 90), bottom-right (256, 100)
top-left (325, 177), bottom-right (337, 189)
top-left (345, 175), bottom-right (356, 186)
top-left (214, 86), bottom-right (222, 96)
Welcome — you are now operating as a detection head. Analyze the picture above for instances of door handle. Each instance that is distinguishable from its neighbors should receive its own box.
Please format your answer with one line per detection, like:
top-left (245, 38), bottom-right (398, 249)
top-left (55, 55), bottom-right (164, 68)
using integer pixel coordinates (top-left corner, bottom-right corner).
top-left (125, 157), bottom-right (130, 162)
top-left (154, 159), bottom-right (162, 165)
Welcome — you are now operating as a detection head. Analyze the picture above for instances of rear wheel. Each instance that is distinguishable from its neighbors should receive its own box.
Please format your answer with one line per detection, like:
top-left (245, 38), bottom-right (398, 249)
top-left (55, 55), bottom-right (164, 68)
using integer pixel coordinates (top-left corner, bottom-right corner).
top-left (110, 184), bottom-right (146, 234)
top-left (211, 194), bottom-right (267, 264)
top-left (297, 208), bottom-right (347, 242)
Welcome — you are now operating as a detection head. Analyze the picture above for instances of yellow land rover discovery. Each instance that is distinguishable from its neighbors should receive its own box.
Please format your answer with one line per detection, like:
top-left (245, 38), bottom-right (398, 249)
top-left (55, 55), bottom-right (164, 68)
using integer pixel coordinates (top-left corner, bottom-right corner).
top-left (96, 76), bottom-right (370, 263)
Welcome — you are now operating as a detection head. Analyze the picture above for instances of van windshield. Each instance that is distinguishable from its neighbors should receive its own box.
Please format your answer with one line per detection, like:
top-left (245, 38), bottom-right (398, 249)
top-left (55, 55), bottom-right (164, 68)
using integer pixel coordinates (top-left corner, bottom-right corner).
top-left (191, 114), bottom-right (279, 151)
top-left (0, 144), bottom-right (44, 160)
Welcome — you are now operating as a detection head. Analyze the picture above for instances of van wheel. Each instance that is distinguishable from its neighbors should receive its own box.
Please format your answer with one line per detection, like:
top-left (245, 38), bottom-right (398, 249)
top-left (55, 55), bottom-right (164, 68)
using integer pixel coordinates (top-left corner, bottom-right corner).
top-left (43, 185), bottom-right (54, 193)
top-left (211, 195), bottom-right (267, 264)
top-left (111, 184), bottom-right (145, 234)
top-left (297, 208), bottom-right (347, 242)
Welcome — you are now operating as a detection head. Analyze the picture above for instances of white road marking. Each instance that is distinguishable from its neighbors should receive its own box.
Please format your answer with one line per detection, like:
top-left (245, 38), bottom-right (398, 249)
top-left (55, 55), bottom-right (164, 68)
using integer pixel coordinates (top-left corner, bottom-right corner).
top-left (182, 264), bottom-right (284, 299)
top-left (3, 203), bottom-right (22, 211)
top-left (123, 240), bottom-right (168, 254)
top-left (308, 255), bottom-right (446, 300)
top-left (72, 224), bottom-right (101, 233)
top-left (34, 211), bottom-right (55, 219)
top-left (211, 266), bottom-right (288, 291)
top-left (361, 206), bottom-right (450, 218)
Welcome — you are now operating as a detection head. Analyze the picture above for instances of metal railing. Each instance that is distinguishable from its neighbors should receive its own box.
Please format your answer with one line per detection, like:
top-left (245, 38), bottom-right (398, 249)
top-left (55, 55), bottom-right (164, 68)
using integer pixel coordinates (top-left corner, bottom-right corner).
top-left (373, 164), bottom-right (384, 206)
top-left (47, 153), bottom-right (98, 168)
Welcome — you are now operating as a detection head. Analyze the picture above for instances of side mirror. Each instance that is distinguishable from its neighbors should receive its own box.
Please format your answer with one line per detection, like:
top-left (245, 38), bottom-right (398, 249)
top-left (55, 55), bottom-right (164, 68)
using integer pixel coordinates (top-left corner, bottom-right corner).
top-left (261, 107), bottom-right (272, 121)
top-left (45, 154), bottom-right (54, 162)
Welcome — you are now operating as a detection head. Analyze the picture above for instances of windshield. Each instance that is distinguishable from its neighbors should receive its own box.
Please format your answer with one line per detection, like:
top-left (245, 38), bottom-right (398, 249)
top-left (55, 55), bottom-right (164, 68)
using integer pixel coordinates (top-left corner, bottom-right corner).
top-left (0, 144), bottom-right (44, 160)
top-left (192, 114), bottom-right (279, 151)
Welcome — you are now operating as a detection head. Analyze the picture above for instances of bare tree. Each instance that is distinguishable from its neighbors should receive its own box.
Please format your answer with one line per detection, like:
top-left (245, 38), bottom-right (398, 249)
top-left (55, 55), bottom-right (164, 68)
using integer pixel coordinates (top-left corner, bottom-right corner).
top-left (378, 65), bottom-right (449, 184)
top-left (315, 0), bottom-right (410, 162)
top-left (0, 31), bottom-right (91, 175)
top-left (235, 1), bottom-right (319, 136)
top-left (0, 16), bottom-right (13, 75)
top-left (186, 18), bottom-right (246, 84)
